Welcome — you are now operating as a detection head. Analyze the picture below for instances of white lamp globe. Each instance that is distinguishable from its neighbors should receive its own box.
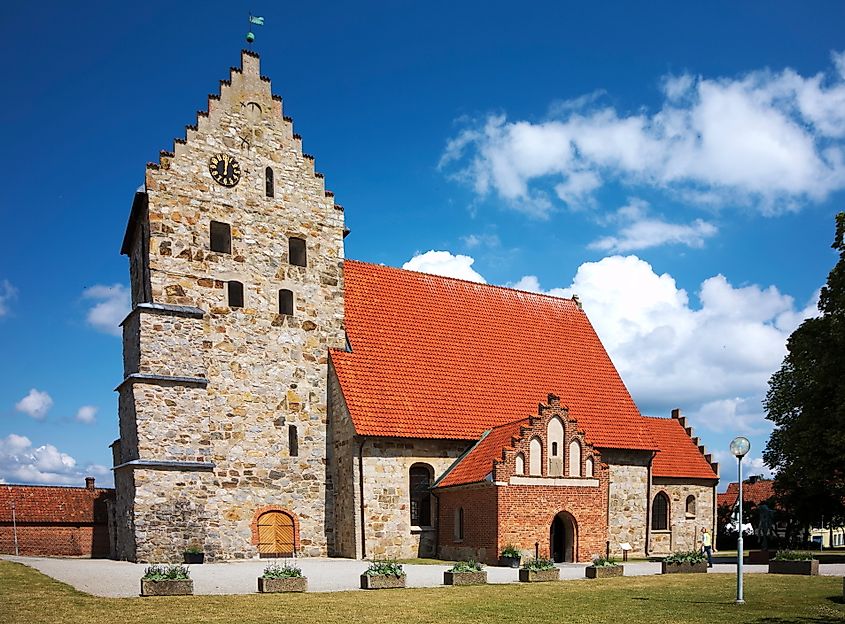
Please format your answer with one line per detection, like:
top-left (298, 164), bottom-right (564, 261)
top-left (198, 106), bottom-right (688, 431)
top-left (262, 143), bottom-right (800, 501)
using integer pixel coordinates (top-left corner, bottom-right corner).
top-left (730, 436), bottom-right (750, 458)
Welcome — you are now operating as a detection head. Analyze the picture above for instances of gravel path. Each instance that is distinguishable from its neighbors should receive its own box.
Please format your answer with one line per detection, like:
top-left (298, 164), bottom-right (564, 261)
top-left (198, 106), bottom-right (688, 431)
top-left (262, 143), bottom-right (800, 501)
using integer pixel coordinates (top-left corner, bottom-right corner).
top-left (4, 556), bottom-right (843, 597)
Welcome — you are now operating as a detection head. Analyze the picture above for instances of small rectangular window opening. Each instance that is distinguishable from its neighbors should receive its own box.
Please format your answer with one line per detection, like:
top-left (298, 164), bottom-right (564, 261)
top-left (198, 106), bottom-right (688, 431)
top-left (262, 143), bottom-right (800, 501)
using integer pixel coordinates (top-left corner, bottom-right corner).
top-left (210, 221), bottom-right (231, 254)
top-left (279, 289), bottom-right (294, 315)
top-left (289, 237), bottom-right (307, 267)
top-left (227, 281), bottom-right (244, 308)
top-left (288, 424), bottom-right (299, 457)
top-left (265, 167), bottom-right (274, 198)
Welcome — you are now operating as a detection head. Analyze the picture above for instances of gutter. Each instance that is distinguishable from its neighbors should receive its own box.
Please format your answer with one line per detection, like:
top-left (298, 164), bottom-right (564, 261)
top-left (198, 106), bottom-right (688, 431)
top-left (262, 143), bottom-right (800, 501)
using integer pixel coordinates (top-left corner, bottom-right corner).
top-left (358, 437), bottom-right (367, 559)
top-left (644, 450), bottom-right (656, 557)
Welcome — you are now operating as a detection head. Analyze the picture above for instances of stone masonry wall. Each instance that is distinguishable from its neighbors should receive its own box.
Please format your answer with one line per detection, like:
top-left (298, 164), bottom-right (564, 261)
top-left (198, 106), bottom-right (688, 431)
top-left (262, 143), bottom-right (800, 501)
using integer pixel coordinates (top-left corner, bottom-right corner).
top-left (360, 437), bottom-right (470, 560)
top-left (650, 478), bottom-right (716, 555)
top-left (117, 50), bottom-right (346, 561)
top-left (327, 360), bottom-right (358, 558)
top-left (603, 448), bottom-right (651, 558)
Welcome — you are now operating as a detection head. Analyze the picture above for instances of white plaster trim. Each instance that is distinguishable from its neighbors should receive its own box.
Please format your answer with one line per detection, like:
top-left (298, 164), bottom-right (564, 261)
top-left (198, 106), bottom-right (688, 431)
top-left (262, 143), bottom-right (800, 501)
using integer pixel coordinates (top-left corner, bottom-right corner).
top-left (509, 476), bottom-right (600, 487)
top-left (410, 525), bottom-right (435, 533)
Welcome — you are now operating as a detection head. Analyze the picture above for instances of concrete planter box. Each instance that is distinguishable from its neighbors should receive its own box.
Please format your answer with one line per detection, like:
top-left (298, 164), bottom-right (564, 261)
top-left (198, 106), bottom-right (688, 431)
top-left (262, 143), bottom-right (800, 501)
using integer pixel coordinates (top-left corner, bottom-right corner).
top-left (184, 552), bottom-right (204, 564)
top-left (444, 571), bottom-right (487, 586)
top-left (140, 579), bottom-right (193, 596)
top-left (748, 550), bottom-right (775, 565)
top-left (258, 577), bottom-right (308, 593)
top-left (499, 556), bottom-right (521, 568)
top-left (519, 568), bottom-right (560, 582)
top-left (586, 565), bottom-right (624, 579)
top-left (360, 574), bottom-right (406, 590)
top-left (768, 560), bottom-right (819, 576)
top-left (661, 561), bottom-right (708, 574)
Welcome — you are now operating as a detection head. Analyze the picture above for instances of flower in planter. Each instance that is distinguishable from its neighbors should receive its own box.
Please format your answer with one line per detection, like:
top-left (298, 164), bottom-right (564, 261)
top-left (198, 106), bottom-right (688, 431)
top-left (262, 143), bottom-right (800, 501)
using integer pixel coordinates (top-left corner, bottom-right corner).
top-left (142, 564), bottom-right (190, 580)
top-left (364, 559), bottom-right (406, 577)
top-left (521, 557), bottom-right (556, 571)
top-left (262, 562), bottom-right (304, 578)
top-left (447, 560), bottom-right (484, 573)
top-left (590, 554), bottom-right (619, 568)
top-left (184, 544), bottom-right (203, 555)
top-left (772, 550), bottom-right (815, 561)
top-left (500, 545), bottom-right (521, 559)
top-left (664, 550), bottom-right (707, 565)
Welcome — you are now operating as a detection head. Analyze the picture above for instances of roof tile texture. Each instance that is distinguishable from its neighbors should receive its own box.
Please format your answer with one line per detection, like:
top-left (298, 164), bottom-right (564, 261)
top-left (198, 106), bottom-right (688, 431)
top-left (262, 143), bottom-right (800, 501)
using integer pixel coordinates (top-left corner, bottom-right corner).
top-left (436, 419), bottom-right (528, 488)
top-left (332, 261), bottom-right (654, 450)
top-left (0, 484), bottom-right (114, 524)
top-left (644, 416), bottom-right (718, 480)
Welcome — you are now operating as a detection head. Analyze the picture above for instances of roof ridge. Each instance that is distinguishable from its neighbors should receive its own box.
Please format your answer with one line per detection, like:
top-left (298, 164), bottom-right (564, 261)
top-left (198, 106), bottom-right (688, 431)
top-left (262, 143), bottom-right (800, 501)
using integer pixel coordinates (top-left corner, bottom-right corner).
top-left (343, 259), bottom-right (581, 307)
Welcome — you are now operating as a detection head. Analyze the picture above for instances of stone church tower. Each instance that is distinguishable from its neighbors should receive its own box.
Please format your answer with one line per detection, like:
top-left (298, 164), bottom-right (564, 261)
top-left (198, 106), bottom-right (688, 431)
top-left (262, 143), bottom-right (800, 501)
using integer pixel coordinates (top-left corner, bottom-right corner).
top-left (112, 50), bottom-right (346, 562)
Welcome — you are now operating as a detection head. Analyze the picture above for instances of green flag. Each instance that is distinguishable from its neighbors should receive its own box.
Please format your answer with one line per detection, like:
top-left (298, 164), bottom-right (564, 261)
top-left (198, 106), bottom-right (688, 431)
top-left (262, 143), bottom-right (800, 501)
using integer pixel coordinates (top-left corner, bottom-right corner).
top-left (249, 15), bottom-right (265, 26)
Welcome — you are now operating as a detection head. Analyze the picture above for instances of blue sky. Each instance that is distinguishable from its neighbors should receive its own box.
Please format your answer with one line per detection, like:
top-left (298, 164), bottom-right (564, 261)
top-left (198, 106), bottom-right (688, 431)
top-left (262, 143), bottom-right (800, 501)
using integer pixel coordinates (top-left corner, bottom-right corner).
top-left (1, 1), bottom-right (842, 489)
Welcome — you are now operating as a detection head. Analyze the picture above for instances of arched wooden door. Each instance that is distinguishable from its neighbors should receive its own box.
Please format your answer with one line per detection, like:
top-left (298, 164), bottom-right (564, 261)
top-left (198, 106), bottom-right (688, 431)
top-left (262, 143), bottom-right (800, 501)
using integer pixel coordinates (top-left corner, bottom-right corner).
top-left (257, 511), bottom-right (295, 557)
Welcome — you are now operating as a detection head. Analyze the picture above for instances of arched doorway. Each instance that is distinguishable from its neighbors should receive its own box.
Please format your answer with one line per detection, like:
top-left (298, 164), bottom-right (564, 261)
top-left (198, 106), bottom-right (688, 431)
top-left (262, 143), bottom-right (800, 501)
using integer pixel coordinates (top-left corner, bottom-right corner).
top-left (550, 511), bottom-right (577, 563)
top-left (257, 510), bottom-right (295, 557)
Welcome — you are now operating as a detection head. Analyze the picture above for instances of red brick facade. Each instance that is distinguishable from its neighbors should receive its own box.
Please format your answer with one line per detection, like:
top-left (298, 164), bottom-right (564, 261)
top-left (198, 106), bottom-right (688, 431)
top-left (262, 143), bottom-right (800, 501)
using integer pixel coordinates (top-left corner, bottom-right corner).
top-left (0, 479), bottom-right (113, 558)
top-left (436, 396), bottom-right (610, 564)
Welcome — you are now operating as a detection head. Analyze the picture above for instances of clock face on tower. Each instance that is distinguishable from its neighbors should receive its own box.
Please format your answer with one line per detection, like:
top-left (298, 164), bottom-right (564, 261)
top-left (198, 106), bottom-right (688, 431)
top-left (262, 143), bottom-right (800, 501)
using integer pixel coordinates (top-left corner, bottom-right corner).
top-left (208, 153), bottom-right (241, 187)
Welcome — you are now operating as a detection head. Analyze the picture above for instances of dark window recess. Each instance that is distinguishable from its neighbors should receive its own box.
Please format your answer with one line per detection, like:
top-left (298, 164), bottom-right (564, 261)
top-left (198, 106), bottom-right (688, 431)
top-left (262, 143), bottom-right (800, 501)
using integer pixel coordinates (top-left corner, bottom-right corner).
top-left (228, 281), bottom-right (244, 308)
top-left (652, 492), bottom-right (669, 531)
top-left (551, 441), bottom-right (558, 456)
top-left (289, 237), bottom-right (307, 267)
top-left (279, 289), bottom-right (294, 315)
top-left (409, 465), bottom-right (432, 526)
top-left (456, 507), bottom-right (464, 541)
top-left (265, 167), bottom-right (274, 198)
top-left (288, 424), bottom-right (299, 456)
top-left (210, 221), bottom-right (232, 254)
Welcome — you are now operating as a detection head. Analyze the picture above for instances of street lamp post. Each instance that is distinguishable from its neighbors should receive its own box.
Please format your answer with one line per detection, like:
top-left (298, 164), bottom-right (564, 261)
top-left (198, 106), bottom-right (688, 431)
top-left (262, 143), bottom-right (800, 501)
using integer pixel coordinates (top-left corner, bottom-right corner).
top-left (730, 436), bottom-right (750, 605)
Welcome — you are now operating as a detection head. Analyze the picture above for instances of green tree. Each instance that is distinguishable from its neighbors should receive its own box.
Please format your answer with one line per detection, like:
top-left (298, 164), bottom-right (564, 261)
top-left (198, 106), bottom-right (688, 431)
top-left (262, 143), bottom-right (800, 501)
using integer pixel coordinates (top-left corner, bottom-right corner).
top-left (764, 212), bottom-right (845, 534)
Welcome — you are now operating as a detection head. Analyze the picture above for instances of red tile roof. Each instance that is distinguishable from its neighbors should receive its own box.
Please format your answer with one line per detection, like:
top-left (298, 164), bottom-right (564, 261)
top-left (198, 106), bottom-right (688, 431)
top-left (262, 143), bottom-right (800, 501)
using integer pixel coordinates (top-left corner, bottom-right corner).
top-left (331, 261), bottom-right (655, 450)
top-left (0, 483), bottom-right (114, 524)
top-left (644, 416), bottom-right (718, 480)
top-left (718, 479), bottom-right (775, 508)
top-left (436, 419), bottom-right (527, 488)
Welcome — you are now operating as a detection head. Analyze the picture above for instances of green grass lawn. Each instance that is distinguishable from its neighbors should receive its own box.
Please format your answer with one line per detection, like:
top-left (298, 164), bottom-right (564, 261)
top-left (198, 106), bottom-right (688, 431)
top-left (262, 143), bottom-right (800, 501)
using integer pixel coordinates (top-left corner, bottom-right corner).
top-left (0, 560), bottom-right (842, 624)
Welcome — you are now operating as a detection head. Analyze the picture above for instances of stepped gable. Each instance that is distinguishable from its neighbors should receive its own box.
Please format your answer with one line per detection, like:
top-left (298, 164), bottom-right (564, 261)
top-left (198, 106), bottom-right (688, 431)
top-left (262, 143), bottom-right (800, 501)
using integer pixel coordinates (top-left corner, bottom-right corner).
top-left (644, 413), bottom-right (719, 480)
top-left (331, 260), bottom-right (655, 450)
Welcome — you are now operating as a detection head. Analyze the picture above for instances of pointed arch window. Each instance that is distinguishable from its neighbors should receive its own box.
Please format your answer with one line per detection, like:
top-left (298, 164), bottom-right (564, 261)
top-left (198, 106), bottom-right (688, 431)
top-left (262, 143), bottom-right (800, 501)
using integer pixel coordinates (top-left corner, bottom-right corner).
top-left (265, 167), bottom-right (275, 197)
top-left (585, 456), bottom-right (594, 477)
top-left (569, 439), bottom-right (582, 476)
top-left (529, 437), bottom-right (542, 476)
top-left (515, 453), bottom-right (525, 475)
top-left (652, 492), bottom-right (670, 531)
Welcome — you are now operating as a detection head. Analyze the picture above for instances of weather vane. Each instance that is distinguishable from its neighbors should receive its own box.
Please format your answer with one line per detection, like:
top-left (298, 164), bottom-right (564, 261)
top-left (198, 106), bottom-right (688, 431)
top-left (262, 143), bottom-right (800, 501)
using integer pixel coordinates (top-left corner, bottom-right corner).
top-left (246, 13), bottom-right (264, 45)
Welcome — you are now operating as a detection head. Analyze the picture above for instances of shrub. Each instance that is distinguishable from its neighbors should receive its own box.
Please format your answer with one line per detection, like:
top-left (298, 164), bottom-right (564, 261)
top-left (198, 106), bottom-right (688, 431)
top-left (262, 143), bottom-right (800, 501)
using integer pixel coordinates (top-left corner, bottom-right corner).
top-left (142, 564), bottom-right (190, 580)
top-left (448, 560), bottom-right (484, 573)
top-left (364, 559), bottom-right (406, 577)
top-left (500, 545), bottom-right (521, 558)
top-left (184, 544), bottom-right (203, 554)
top-left (521, 557), bottom-right (555, 571)
top-left (664, 550), bottom-right (707, 565)
top-left (262, 562), bottom-right (304, 579)
top-left (772, 550), bottom-right (815, 561)
top-left (591, 554), bottom-right (619, 567)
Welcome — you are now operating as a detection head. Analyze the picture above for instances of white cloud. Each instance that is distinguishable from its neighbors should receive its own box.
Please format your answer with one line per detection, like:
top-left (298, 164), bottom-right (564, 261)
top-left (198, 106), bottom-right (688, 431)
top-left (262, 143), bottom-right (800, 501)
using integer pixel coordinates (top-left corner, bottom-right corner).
top-left (441, 52), bottom-right (845, 216)
top-left (524, 255), bottom-right (820, 433)
top-left (402, 251), bottom-right (487, 283)
top-left (0, 433), bottom-right (111, 486)
top-left (15, 389), bottom-right (53, 420)
top-left (75, 405), bottom-right (98, 424)
top-left (0, 280), bottom-right (17, 317)
top-left (461, 233), bottom-right (501, 249)
top-left (589, 199), bottom-right (718, 252)
top-left (83, 284), bottom-right (130, 336)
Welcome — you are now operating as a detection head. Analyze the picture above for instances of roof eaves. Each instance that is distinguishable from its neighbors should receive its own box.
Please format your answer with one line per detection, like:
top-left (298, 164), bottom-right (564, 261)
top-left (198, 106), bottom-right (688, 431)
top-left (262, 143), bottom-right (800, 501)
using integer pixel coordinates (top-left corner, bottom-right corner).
top-left (432, 429), bottom-right (490, 489)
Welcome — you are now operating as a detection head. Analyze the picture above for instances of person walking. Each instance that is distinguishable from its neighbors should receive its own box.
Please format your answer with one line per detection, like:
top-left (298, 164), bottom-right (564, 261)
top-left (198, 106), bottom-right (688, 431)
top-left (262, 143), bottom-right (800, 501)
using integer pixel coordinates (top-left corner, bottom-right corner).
top-left (700, 527), bottom-right (715, 567)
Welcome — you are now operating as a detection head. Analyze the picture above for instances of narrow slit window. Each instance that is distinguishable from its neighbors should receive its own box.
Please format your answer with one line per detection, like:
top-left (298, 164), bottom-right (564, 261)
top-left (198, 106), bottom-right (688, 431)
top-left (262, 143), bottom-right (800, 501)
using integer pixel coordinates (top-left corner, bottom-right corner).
top-left (210, 221), bottom-right (231, 254)
top-left (288, 424), bottom-right (299, 457)
top-left (289, 237), bottom-right (307, 267)
top-left (279, 289), bottom-right (294, 315)
top-left (454, 507), bottom-right (464, 541)
top-left (265, 167), bottom-right (274, 198)
top-left (227, 281), bottom-right (244, 308)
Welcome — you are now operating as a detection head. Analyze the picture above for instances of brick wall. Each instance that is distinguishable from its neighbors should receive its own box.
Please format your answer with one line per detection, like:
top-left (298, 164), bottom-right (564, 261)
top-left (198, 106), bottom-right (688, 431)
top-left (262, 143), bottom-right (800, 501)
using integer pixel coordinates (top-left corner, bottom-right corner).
top-left (0, 480), bottom-right (114, 558)
top-left (437, 485), bottom-right (498, 563)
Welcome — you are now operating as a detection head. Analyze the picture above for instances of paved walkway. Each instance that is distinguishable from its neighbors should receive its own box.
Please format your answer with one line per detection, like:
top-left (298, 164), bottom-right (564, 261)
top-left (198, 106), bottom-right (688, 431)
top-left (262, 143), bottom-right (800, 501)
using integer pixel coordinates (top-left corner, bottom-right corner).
top-left (4, 556), bottom-right (844, 597)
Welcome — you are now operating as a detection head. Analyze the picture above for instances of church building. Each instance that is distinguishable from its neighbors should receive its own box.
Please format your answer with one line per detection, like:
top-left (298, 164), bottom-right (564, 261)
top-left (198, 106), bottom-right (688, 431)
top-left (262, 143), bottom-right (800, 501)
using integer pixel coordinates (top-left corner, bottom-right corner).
top-left (111, 50), bottom-right (719, 565)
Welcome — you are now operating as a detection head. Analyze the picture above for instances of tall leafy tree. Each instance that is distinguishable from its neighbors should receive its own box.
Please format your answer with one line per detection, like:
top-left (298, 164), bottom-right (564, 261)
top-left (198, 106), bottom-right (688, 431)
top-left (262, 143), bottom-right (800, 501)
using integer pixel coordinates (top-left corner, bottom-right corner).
top-left (764, 212), bottom-right (845, 532)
